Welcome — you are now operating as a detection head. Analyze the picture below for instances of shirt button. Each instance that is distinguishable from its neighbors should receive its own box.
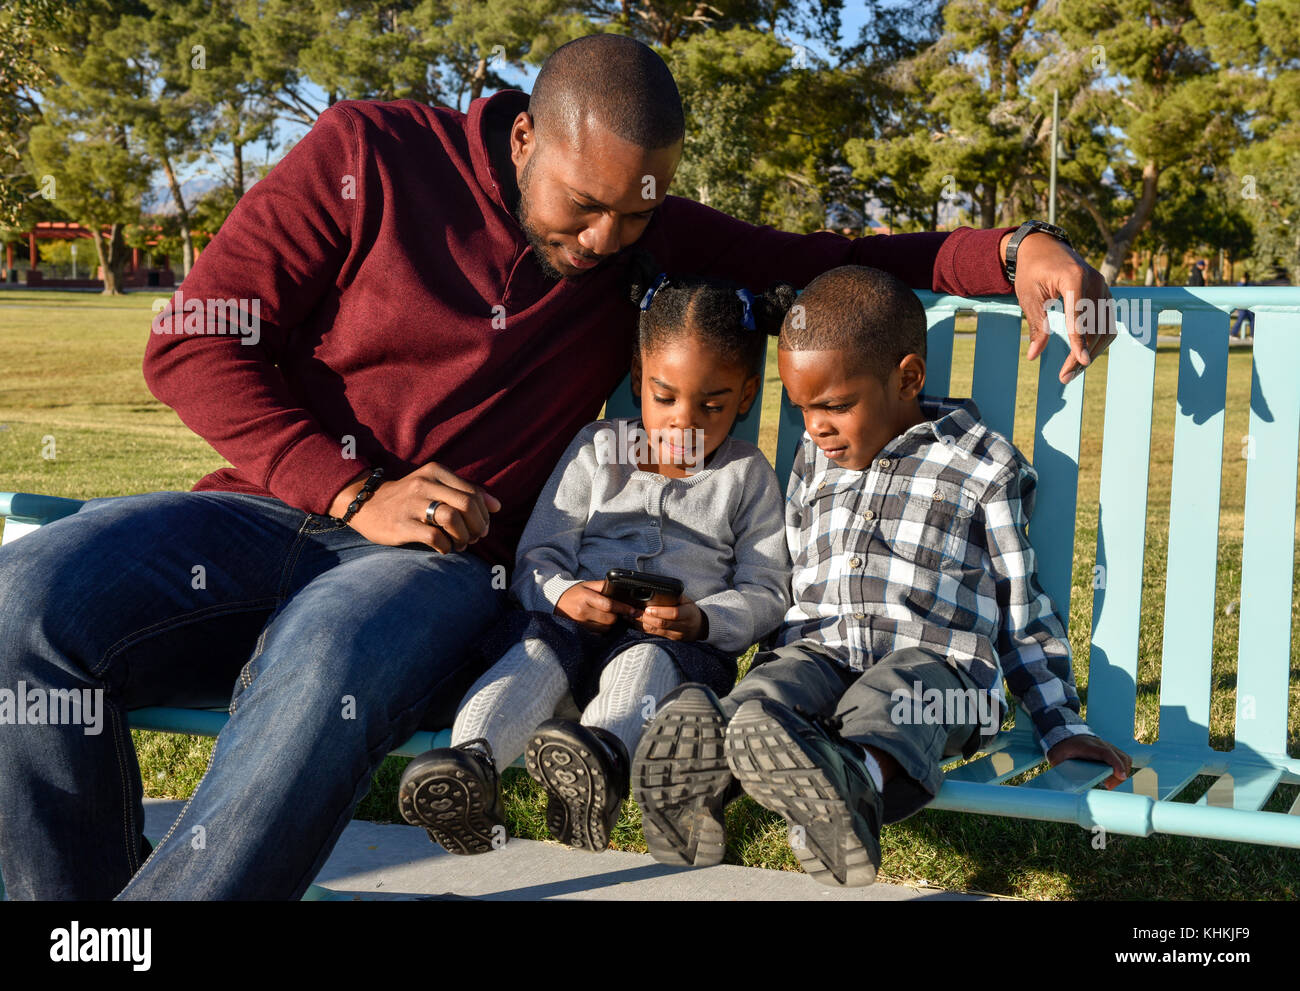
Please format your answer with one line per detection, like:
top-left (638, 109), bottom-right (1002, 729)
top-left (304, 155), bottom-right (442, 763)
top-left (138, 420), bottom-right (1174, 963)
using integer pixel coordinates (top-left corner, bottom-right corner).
top-left (878, 459), bottom-right (891, 470)
top-left (932, 489), bottom-right (945, 501)
top-left (862, 509), bottom-right (875, 521)
top-left (818, 480), bottom-right (827, 491)
top-left (850, 556), bottom-right (861, 568)
top-left (853, 612), bottom-right (865, 620)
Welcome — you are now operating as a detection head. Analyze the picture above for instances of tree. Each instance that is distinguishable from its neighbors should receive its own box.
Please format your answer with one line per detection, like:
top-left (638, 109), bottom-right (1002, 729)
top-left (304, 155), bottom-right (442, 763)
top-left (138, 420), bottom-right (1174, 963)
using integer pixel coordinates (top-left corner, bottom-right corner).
top-left (1035, 0), bottom-right (1247, 281)
top-left (25, 0), bottom-right (155, 294)
top-left (0, 0), bottom-right (73, 230)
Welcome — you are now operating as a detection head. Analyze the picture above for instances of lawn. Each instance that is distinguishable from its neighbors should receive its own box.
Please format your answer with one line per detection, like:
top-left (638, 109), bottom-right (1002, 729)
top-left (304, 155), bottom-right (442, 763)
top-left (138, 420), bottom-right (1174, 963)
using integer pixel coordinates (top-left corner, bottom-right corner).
top-left (1, 288), bottom-right (1297, 900)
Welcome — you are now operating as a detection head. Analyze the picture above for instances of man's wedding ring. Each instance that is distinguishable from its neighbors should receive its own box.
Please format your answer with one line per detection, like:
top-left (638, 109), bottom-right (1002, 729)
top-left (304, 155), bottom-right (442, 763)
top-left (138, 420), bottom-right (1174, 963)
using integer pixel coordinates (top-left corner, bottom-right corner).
top-left (424, 500), bottom-right (442, 528)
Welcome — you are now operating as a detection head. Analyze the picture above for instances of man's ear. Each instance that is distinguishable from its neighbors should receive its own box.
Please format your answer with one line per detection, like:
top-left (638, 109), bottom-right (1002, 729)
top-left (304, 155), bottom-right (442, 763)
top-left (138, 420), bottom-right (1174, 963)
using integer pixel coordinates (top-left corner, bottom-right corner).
top-left (737, 373), bottom-right (760, 416)
top-left (897, 353), bottom-right (926, 400)
top-left (510, 112), bottom-right (535, 169)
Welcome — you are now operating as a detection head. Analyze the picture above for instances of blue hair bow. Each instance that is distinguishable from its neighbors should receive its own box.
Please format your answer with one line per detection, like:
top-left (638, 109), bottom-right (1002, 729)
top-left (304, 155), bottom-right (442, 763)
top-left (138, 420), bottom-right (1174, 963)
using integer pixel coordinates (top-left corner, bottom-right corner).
top-left (735, 288), bottom-right (756, 331)
top-left (640, 272), bottom-right (669, 311)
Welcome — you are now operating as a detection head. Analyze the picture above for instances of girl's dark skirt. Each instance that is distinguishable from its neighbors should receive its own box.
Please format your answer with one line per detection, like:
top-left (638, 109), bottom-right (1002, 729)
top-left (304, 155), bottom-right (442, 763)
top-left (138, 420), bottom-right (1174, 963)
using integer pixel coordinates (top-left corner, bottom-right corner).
top-left (476, 608), bottom-right (738, 710)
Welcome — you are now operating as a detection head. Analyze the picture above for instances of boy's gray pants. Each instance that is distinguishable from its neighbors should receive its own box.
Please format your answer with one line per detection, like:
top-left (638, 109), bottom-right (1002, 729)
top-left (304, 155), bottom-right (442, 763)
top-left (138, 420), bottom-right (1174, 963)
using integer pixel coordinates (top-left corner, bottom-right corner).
top-left (719, 644), bottom-right (1000, 823)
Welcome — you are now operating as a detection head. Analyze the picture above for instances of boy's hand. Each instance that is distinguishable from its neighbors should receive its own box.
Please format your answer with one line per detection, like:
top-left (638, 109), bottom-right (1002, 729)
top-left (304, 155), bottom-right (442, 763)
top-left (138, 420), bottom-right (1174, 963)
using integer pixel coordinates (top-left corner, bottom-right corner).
top-left (555, 580), bottom-right (639, 633)
top-left (1046, 735), bottom-right (1132, 790)
top-left (632, 596), bottom-right (706, 642)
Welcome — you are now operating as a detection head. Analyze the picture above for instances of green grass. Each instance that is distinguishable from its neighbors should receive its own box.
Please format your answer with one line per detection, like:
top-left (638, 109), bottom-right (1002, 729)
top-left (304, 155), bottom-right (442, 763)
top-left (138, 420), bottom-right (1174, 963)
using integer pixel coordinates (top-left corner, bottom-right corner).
top-left (2, 288), bottom-right (1297, 900)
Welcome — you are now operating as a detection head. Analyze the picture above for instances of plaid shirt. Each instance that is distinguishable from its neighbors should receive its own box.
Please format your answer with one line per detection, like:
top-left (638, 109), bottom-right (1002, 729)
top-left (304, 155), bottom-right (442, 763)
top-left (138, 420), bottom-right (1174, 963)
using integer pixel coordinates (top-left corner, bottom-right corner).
top-left (778, 396), bottom-right (1094, 752)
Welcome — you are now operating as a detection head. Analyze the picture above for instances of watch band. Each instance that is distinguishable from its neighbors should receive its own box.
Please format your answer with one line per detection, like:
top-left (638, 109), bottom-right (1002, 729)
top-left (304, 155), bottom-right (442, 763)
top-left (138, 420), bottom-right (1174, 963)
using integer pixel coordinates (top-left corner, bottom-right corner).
top-left (1004, 220), bottom-right (1072, 285)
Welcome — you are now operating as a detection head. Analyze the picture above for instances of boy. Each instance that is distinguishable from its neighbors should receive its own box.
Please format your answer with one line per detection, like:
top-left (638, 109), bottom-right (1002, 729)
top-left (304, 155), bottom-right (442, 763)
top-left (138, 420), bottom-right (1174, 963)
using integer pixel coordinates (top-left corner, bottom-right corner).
top-left (632, 265), bottom-right (1131, 887)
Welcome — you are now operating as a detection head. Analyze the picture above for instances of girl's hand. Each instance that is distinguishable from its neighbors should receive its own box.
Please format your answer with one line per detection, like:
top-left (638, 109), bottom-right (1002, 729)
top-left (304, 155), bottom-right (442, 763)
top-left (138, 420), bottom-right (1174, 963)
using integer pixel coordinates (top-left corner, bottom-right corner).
top-left (555, 580), bottom-right (640, 633)
top-left (633, 596), bottom-right (707, 642)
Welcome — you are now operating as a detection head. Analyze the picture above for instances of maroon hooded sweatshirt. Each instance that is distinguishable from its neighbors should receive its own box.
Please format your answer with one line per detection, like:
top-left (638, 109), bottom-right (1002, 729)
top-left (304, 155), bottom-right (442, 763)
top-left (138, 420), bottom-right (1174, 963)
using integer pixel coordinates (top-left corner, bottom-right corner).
top-left (143, 89), bottom-right (1016, 567)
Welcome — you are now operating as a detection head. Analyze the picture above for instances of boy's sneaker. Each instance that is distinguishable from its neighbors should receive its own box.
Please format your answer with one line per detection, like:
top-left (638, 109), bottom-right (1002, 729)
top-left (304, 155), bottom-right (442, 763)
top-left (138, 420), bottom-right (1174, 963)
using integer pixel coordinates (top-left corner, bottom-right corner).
top-left (525, 719), bottom-right (629, 852)
top-left (397, 739), bottom-right (505, 855)
top-left (631, 683), bottom-right (733, 867)
top-left (725, 698), bottom-right (883, 887)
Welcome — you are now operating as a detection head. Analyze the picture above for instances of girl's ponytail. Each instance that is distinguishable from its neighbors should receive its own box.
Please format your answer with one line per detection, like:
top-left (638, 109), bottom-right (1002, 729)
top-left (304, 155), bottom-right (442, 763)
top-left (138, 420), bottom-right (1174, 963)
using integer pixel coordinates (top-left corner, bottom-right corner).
top-left (625, 247), bottom-right (661, 309)
top-left (754, 283), bottom-right (798, 337)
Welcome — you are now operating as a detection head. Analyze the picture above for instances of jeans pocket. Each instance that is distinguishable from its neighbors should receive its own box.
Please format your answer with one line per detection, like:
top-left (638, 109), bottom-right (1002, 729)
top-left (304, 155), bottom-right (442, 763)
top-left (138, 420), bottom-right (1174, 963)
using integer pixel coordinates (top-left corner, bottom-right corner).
top-left (300, 513), bottom-right (348, 535)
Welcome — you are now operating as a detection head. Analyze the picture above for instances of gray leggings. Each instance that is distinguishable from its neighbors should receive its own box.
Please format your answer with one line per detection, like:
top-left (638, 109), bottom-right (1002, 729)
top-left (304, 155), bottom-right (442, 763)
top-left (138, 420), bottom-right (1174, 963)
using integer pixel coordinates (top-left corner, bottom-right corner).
top-left (721, 644), bottom-right (997, 822)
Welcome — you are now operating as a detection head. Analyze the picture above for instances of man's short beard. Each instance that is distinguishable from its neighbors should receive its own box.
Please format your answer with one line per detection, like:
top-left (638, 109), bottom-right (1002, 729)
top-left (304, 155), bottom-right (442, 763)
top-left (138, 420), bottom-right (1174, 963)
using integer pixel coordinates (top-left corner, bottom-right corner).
top-left (514, 153), bottom-right (567, 282)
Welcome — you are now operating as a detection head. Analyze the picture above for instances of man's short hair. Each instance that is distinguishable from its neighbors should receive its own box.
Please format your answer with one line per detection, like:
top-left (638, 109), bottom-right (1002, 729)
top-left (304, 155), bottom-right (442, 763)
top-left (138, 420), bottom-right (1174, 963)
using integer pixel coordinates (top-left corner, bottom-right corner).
top-left (529, 33), bottom-right (684, 151)
top-left (779, 265), bottom-right (928, 383)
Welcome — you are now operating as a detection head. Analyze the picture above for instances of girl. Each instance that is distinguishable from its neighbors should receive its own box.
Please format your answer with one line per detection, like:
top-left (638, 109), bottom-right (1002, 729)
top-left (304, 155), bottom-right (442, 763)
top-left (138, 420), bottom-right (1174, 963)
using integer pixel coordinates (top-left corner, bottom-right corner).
top-left (398, 271), bottom-right (795, 855)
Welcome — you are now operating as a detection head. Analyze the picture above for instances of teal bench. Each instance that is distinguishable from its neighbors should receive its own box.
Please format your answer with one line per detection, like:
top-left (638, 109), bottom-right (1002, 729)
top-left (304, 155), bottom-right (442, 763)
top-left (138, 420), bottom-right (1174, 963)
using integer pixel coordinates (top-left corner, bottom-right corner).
top-left (3, 286), bottom-right (1298, 882)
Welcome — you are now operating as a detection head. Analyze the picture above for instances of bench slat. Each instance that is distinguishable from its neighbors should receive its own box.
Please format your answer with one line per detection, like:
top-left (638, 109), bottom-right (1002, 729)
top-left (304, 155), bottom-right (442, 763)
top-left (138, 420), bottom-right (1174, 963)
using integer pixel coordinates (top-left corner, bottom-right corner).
top-left (1233, 309), bottom-right (1300, 758)
top-left (1087, 322), bottom-right (1158, 746)
top-left (1027, 331), bottom-right (1086, 622)
top-left (1198, 765), bottom-right (1285, 813)
top-left (970, 312), bottom-right (1021, 442)
top-left (1157, 309), bottom-right (1230, 747)
top-left (1020, 758), bottom-right (1115, 794)
top-left (1113, 756), bottom-right (1202, 802)
top-left (941, 746), bottom-right (1043, 784)
top-left (921, 310), bottom-right (955, 399)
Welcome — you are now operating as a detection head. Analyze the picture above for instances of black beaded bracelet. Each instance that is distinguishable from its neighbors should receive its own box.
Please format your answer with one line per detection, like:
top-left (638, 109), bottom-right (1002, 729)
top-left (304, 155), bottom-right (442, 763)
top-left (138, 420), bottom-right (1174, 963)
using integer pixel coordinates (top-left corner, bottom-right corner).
top-left (339, 468), bottom-right (385, 525)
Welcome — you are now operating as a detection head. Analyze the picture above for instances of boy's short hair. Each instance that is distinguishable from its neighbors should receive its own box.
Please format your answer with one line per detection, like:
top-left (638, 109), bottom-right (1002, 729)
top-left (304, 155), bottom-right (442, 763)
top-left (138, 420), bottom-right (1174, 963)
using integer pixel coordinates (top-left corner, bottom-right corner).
top-left (779, 265), bottom-right (927, 383)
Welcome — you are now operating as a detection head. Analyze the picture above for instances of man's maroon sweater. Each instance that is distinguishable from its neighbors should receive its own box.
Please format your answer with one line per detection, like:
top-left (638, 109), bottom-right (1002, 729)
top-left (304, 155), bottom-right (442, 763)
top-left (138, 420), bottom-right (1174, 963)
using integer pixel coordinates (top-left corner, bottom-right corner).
top-left (143, 89), bottom-right (1015, 567)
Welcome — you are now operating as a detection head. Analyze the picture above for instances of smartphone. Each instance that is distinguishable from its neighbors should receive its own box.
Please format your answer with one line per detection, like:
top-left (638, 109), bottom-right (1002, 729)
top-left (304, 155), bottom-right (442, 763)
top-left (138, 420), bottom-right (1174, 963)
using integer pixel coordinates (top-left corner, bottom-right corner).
top-left (601, 569), bottom-right (683, 608)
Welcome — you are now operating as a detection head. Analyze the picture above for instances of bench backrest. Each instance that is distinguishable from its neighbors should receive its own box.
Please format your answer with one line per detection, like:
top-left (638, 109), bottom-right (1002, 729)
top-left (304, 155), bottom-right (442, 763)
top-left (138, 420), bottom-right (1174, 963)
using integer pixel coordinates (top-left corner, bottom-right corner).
top-left (5, 287), bottom-right (1298, 762)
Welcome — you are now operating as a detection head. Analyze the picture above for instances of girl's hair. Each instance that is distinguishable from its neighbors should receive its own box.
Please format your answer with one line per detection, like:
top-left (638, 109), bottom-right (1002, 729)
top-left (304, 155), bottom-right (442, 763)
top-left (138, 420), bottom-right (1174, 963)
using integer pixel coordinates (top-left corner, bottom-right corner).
top-left (626, 251), bottom-right (796, 374)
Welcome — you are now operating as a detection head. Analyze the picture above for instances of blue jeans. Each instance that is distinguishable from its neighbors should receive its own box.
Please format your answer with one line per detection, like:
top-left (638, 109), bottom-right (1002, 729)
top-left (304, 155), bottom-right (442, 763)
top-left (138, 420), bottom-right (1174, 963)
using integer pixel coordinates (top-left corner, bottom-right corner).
top-left (1230, 309), bottom-right (1254, 337)
top-left (0, 491), bottom-right (505, 899)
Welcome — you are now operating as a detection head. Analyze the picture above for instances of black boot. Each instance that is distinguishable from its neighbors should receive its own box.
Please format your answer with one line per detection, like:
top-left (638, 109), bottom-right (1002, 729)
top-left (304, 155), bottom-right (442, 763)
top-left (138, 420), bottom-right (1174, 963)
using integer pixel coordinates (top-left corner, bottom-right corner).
top-left (397, 738), bottom-right (506, 855)
top-left (631, 682), bottom-right (734, 867)
top-left (726, 698), bottom-right (884, 887)
top-left (525, 719), bottom-right (629, 852)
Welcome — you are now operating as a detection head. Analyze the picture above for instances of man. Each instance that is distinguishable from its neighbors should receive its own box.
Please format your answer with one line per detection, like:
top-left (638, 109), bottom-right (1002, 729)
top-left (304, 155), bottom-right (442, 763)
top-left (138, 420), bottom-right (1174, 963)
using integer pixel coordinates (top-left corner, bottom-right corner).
top-left (0, 33), bottom-right (1115, 899)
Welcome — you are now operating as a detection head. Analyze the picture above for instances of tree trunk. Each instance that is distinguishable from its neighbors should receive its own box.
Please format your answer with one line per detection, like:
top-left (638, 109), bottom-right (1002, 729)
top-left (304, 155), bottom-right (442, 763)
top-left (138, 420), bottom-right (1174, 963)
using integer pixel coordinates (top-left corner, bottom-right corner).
top-left (160, 153), bottom-right (195, 276)
top-left (978, 182), bottom-right (996, 228)
top-left (95, 225), bottom-right (129, 295)
top-left (233, 141), bottom-right (245, 200)
top-left (470, 57), bottom-right (487, 103)
top-left (1099, 161), bottom-right (1160, 284)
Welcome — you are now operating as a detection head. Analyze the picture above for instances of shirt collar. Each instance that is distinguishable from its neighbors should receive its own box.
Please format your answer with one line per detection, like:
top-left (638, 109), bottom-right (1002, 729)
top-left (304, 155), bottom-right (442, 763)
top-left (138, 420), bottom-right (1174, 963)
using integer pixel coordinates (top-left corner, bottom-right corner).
top-left (466, 88), bottom-right (529, 219)
top-left (896, 395), bottom-right (985, 458)
top-left (814, 395), bottom-right (985, 476)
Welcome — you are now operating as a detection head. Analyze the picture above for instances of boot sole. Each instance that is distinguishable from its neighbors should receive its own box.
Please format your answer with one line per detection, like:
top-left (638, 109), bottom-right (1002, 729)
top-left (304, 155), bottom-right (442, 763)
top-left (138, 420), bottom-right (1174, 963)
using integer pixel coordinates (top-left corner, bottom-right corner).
top-left (631, 687), bottom-right (731, 867)
top-left (725, 701), bottom-right (879, 887)
top-left (525, 725), bottom-right (620, 852)
top-left (397, 756), bottom-right (502, 856)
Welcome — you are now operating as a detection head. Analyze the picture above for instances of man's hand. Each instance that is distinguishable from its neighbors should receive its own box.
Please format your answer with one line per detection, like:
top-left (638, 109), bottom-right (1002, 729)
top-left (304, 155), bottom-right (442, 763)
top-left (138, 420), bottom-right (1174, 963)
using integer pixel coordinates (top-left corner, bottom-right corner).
top-left (631, 596), bottom-right (706, 642)
top-left (1046, 734), bottom-right (1132, 790)
top-left (555, 580), bottom-right (640, 633)
top-left (1002, 230), bottom-right (1117, 386)
top-left (329, 462), bottom-right (500, 552)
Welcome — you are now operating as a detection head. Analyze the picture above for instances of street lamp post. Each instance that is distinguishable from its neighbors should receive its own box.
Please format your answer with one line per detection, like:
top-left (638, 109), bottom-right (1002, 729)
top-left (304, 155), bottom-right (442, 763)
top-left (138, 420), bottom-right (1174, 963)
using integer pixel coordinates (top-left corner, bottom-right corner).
top-left (1049, 89), bottom-right (1059, 226)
